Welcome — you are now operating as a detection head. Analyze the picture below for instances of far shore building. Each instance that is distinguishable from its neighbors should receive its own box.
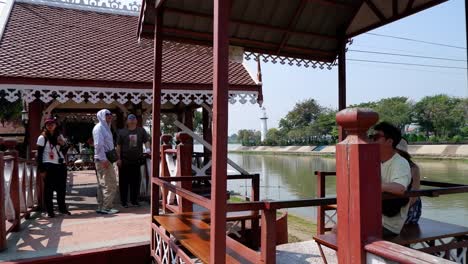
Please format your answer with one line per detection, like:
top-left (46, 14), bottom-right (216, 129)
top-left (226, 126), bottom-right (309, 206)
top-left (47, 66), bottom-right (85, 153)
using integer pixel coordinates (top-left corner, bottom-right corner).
top-left (0, 0), bottom-right (262, 156)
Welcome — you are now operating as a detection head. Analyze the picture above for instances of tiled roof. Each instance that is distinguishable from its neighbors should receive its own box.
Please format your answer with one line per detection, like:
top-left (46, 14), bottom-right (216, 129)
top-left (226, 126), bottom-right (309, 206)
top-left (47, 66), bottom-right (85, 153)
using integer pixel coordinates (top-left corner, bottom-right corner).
top-left (0, 3), bottom-right (259, 89)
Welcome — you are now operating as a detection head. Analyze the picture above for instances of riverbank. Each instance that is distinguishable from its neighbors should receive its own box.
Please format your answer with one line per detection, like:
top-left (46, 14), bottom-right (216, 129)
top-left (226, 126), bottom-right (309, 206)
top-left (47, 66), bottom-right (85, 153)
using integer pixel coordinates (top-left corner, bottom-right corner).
top-left (230, 144), bottom-right (468, 160)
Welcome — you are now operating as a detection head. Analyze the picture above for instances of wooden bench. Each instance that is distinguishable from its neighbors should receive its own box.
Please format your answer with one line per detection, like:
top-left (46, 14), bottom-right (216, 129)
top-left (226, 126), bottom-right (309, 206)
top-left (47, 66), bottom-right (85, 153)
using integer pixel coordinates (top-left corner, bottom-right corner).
top-left (313, 218), bottom-right (468, 264)
top-left (153, 212), bottom-right (260, 264)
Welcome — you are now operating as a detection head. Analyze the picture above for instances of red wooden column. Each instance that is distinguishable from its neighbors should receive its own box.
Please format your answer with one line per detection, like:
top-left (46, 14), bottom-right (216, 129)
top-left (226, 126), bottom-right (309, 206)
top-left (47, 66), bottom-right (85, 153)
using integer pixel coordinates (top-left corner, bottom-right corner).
top-left (202, 107), bottom-right (212, 166)
top-left (337, 40), bottom-right (347, 141)
top-left (27, 101), bottom-right (42, 159)
top-left (0, 138), bottom-right (6, 251)
top-left (159, 134), bottom-right (172, 213)
top-left (211, 0), bottom-right (230, 262)
top-left (465, 0), bottom-right (468, 80)
top-left (151, 8), bottom-right (163, 218)
top-left (335, 108), bottom-right (381, 263)
top-left (175, 132), bottom-right (193, 212)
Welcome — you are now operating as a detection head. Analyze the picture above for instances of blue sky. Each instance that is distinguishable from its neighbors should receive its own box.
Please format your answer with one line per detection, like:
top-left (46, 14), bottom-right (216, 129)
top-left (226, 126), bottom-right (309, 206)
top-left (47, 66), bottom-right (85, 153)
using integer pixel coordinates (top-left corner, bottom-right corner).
top-left (228, 0), bottom-right (467, 135)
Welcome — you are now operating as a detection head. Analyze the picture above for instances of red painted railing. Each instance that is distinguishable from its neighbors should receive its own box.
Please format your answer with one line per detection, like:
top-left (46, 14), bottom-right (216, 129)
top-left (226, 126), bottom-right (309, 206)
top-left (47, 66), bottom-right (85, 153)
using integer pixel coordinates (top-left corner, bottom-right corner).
top-left (0, 139), bottom-right (39, 251)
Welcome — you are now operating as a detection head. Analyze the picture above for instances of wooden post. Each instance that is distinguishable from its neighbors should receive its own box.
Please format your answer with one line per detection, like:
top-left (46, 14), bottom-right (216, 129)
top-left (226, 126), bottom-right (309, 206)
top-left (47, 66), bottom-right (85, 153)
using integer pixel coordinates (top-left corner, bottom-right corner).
top-left (0, 141), bottom-right (6, 251)
top-left (316, 171), bottom-right (326, 235)
top-left (251, 174), bottom-right (260, 248)
top-left (335, 108), bottom-right (381, 263)
top-left (159, 134), bottom-right (172, 213)
top-left (202, 107), bottom-right (212, 166)
top-left (465, 0), bottom-right (468, 81)
top-left (151, 8), bottom-right (163, 219)
top-left (338, 40), bottom-right (347, 141)
top-left (184, 109), bottom-right (194, 145)
top-left (211, 0), bottom-right (230, 262)
top-left (5, 140), bottom-right (20, 232)
top-left (176, 132), bottom-right (193, 212)
top-left (260, 208), bottom-right (276, 264)
top-left (27, 101), bottom-right (42, 159)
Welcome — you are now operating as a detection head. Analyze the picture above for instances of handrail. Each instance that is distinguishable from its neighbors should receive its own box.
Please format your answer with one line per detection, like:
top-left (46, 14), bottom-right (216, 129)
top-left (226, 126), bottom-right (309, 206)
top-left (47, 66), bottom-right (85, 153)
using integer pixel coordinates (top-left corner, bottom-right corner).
top-left (152, 177), bottom-right (211, 209)
top-left (158, 174), bottom-right (259, 182)
top-left (0, 138), bottom-right (39, 252)
top-left (265, 197), bottom-right (337, 210)
top-left (364, 240), bottom-right (452, 264)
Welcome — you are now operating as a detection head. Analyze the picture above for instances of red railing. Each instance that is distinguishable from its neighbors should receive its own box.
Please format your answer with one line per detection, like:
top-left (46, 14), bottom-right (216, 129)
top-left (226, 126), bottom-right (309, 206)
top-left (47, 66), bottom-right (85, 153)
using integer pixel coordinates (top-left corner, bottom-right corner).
top-left (0, 139), bottom-right (39, 251)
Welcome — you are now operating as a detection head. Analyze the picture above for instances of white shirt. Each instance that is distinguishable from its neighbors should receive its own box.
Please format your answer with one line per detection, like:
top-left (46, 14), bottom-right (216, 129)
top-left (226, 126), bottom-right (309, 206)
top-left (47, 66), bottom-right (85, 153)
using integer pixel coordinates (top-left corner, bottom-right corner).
top-left (381, 153), bottom-right (412, 234)
top-left (37, 135), bottom-right (65, 164)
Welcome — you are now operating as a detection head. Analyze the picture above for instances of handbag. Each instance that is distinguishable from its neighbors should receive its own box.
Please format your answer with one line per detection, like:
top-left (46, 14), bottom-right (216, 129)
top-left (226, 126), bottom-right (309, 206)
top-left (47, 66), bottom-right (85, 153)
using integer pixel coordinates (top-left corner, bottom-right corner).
top-left (105, 149), bottom-right (119, 163)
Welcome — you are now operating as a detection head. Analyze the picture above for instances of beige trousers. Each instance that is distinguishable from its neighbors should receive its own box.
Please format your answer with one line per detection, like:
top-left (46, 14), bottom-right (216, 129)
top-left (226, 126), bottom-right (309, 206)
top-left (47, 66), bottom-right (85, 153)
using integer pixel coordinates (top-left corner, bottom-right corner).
top-left (95, 162), bottom-right (117, 210)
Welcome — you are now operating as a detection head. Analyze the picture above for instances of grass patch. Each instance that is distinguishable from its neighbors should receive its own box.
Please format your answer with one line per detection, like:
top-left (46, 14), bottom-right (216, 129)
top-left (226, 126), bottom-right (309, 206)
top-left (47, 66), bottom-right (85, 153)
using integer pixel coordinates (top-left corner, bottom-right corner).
top-left (228, 195), bottom-right (247, 203)
top-left (277, 211), bottom-right (317, 242)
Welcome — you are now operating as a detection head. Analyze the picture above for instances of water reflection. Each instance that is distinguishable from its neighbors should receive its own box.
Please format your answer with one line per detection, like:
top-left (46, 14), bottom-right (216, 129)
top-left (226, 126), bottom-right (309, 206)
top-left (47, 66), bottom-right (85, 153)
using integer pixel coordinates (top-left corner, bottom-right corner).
top-left (228, 153), bottom-right (468, 226)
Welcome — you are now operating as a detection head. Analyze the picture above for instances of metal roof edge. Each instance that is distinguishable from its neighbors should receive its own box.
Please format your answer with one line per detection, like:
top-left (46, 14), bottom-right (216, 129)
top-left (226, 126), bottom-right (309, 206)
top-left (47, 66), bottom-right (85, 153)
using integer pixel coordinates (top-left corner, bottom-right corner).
top-left (16, 0), bottom-right (140, 16)
top-left (0, 0), bottom-right (15, 43)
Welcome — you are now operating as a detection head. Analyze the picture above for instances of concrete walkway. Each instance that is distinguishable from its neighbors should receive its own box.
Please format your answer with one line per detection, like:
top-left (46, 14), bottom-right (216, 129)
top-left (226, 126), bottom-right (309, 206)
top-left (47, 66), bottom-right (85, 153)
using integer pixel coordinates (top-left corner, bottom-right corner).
top-left (0, 170), bottom-right (150, 262)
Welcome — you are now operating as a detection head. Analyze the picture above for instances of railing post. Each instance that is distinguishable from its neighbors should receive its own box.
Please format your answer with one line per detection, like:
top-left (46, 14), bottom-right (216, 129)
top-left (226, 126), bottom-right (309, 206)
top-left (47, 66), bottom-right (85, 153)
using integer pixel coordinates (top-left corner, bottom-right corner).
top-left (160, 134), bottom-right (172, 213)
top-left (251, 174), bottom-right (260, 249)
top-left (176, 132), bottom-right (193, 212)
top-left (316, 171), bottom-right (326, 235)
top-left (0, 138), bottom-right (6, 251)
top-left (260, 208), bottom-right (276, 264)
top-left (5, 140), bottom-right (20, 232)
top-left (335, 108), bottom-right (381, 263)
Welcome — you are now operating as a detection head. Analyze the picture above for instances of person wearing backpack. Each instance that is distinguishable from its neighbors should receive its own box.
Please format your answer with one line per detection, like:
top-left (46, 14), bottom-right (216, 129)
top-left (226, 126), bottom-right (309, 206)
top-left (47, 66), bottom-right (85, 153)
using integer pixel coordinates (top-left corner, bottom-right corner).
top-left (36, 116), bottom-right (71, 218)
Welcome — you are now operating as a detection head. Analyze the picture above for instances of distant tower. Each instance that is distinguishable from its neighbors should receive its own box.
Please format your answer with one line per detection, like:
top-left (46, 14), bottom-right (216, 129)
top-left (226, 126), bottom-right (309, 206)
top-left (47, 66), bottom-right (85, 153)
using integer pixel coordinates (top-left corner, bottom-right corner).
top-left (260, 107), bottom-right (268, 142)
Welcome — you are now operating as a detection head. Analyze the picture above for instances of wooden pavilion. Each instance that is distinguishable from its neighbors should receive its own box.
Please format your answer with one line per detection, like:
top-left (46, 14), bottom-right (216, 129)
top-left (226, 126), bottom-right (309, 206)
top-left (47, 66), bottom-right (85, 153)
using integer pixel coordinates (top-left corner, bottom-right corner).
top-left (138, 0), bottom-right (468, 263)
top-left (0, 0), bottom-right (262, 157)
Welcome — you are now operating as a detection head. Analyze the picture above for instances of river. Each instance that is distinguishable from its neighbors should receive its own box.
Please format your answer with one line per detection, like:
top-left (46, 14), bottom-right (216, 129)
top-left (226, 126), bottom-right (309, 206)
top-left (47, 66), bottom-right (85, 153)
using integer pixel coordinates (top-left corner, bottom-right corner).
top-left (225, 152), bottom-right (468, 227)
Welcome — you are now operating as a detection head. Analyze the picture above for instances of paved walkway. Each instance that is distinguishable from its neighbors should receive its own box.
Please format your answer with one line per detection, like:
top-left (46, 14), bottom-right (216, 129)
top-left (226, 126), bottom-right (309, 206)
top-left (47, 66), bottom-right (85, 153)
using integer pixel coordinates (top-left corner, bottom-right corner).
top-left (0, 170), bottom-right (336, 263)
top-left (0, 170), bottom-right (150, 262)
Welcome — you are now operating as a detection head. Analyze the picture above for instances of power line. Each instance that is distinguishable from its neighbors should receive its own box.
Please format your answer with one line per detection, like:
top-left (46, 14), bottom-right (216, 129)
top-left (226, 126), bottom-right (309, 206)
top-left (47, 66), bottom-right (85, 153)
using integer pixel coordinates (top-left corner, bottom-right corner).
top-left (347, 58), bottom-right (467, 70)
top-left (364, 33), bottom-right (467, 50)
top-left (348, 49), bottom-right (466, 62)
top-left (349, 62), bottom-right (466, 76)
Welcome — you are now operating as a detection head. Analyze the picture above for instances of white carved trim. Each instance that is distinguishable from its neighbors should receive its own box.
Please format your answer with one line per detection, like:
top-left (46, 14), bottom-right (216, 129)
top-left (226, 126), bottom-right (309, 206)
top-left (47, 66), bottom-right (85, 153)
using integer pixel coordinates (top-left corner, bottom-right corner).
top-left (17, 0), bottom-right (140, 16)
top-left (0, 85), bottom-right (259, 106)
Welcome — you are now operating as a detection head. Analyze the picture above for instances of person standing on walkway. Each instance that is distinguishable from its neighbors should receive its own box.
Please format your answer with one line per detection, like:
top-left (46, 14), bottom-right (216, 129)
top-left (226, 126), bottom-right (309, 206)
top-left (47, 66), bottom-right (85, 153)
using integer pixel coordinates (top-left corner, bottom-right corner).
top-left (36, 116), bottom-right (71, 218)
top-left (92, 109), bottom-right (119, 214)
top-left (116, 114), bottom-right (149, 207)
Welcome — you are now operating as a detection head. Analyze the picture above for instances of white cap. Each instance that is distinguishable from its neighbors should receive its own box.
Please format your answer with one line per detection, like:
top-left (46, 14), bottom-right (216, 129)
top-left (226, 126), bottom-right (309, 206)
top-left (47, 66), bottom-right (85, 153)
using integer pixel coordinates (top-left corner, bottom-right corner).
top-left (396, 139), bottom-right (408, 152)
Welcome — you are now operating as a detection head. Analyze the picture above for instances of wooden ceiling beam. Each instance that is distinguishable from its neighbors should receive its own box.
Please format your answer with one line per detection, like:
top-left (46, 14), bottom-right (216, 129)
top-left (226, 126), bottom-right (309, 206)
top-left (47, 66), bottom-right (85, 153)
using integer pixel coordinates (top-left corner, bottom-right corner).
top-left (308, 0), bottom-right (358, 9)
top-left (277, 0), bottom-right (308, 54)
top-left (163, 7), bottom-right (337, 41)
top-left (406, 0), bottom-right (415, 12)
top-left (365, 0), bottom-right (386, 22)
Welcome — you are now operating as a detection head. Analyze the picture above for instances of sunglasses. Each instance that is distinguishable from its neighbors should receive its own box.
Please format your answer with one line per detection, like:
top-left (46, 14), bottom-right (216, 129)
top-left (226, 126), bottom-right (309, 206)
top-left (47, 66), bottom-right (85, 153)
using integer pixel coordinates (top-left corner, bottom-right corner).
top-left (105, 113), bottom-right (112, 116)
top-left (370, 133), bottom-right (385, 141)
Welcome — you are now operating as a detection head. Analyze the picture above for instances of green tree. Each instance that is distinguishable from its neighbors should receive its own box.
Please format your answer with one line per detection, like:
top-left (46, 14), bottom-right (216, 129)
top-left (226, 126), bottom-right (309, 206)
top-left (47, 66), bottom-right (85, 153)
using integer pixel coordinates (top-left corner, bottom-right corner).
top-left (193, 110), bottom-right (203, 133)
top-left (374, 97), bottom-right (412, 130)
top-left (237, 129), bottom-right (261, 146)
top-left (0, 91), bottom-right (22, 126)
top-left (265, 128), bottom-right (284, 146)
top-left (311, 109), bottom-right (338, 143)
top-left (412, 95), bottom-right (465, 138)
top-left (279, 99), bottom-right (322, 132)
